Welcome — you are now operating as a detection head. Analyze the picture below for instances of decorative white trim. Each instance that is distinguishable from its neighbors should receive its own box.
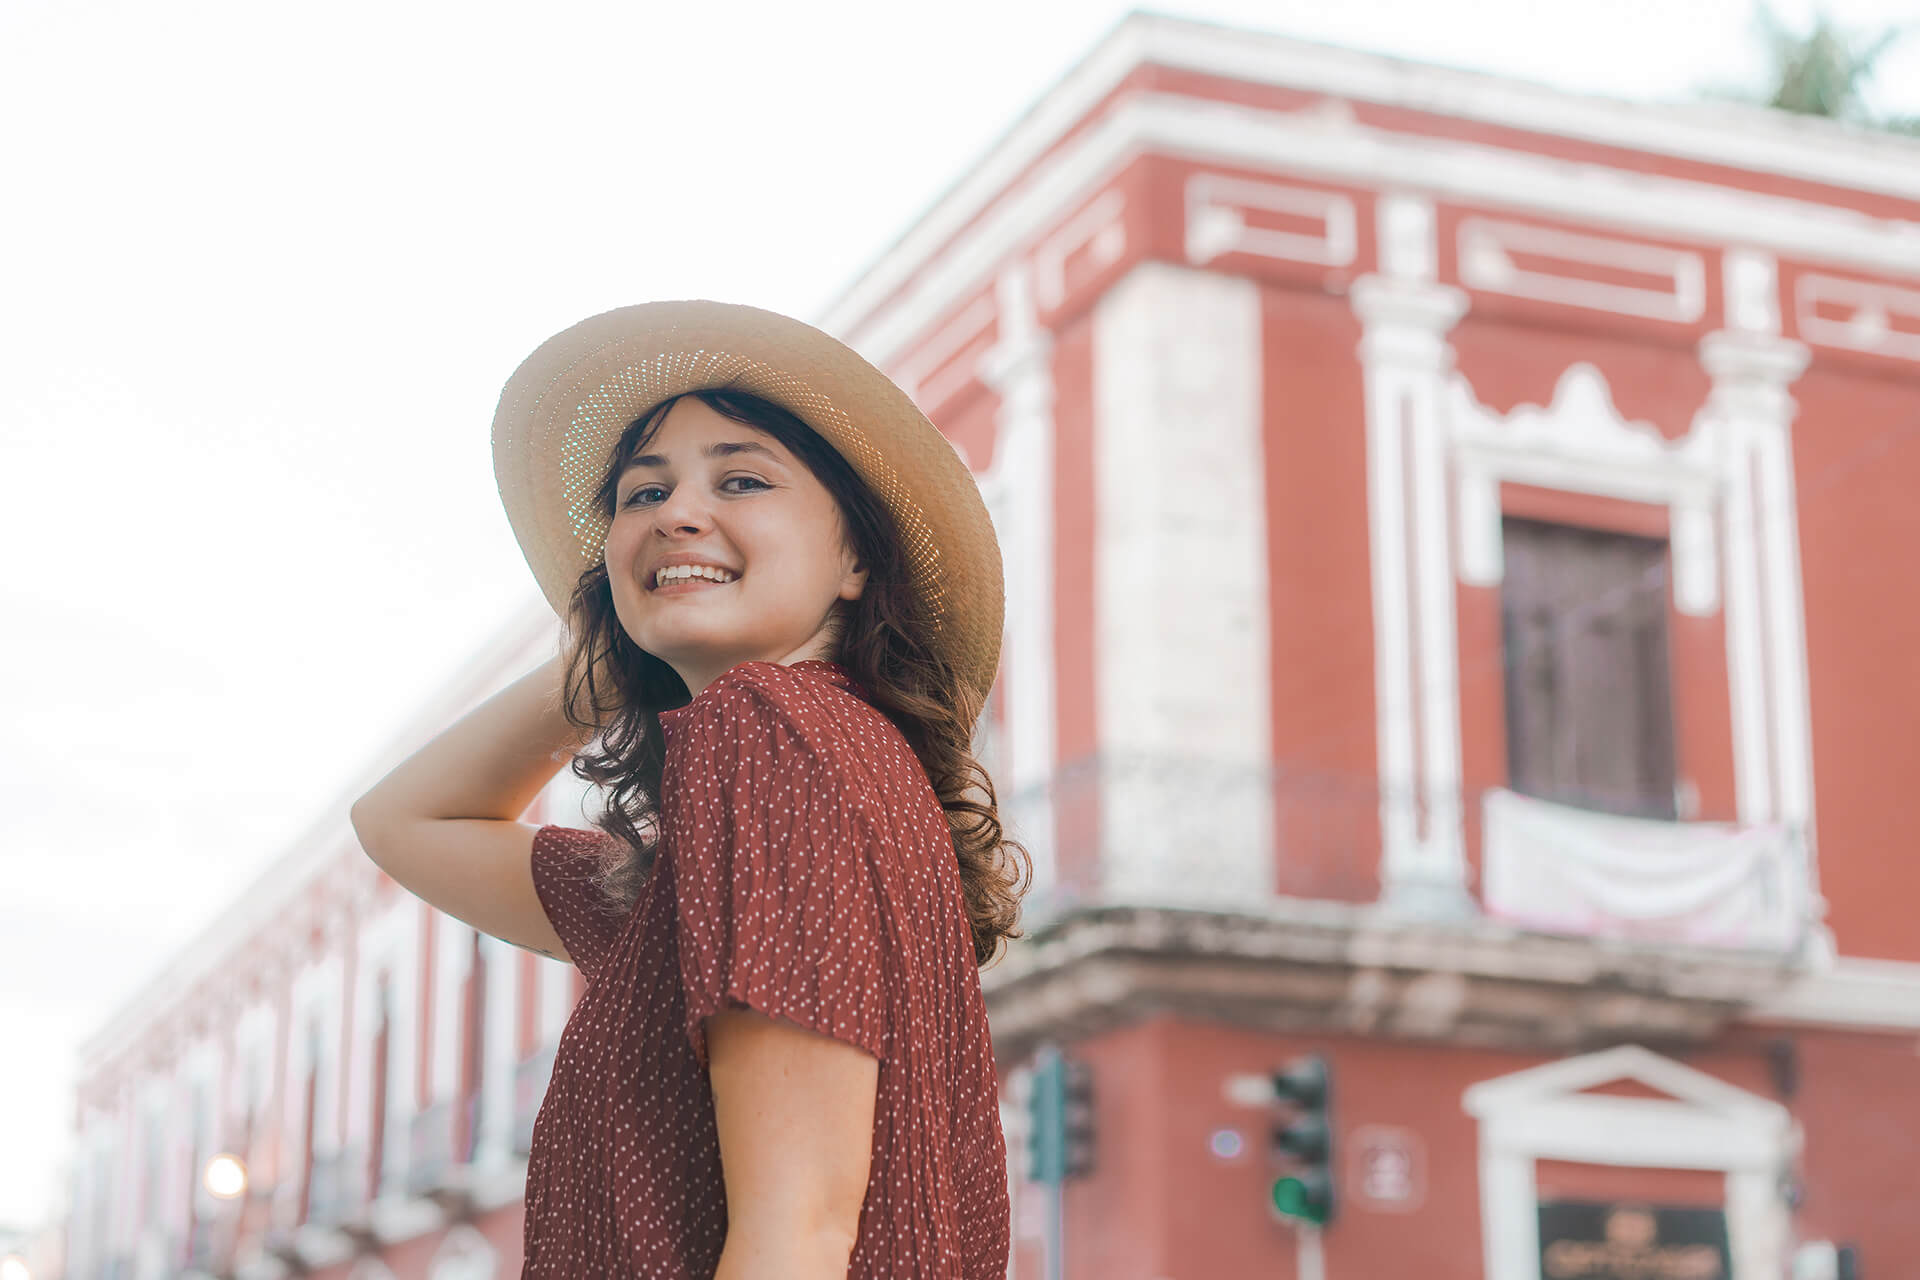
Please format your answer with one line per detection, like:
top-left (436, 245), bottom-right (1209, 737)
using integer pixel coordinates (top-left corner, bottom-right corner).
top-left (537, 951), bottom-right (573, 1048)
top-left (428, 914), bottom-right (475, 1106)
top-left (1353, 224), bottom-right (1475, 916)
top-left (284, 953), bottom-right (345, 1173)
top-left (1465, 1045), bottom-right (1794, 1280)
top-left (888, 293), bottom-right (997, 415)
top-left (1458, 217), bottom-right (1706, 323)
top-left (1795, 273), bottom-right (1920, 363)
top-left (1184, 173), bottom-right (1355, 267)
top-left (978, 261), bottom-right (1060, 905)
top-left (1726, 250), bottom-right (1783, 337)
top-left (1449, 362), bottom-right (1722, 616)
top-left (475, 933), bottom-right (522, 1172)
top-left (833, 94), bottom-right (1920, 370)
top-left (348, 894), bottom-right (423, 1193)
top-left (1743, 955), bottom-right (1920, 1030)
top-left (1037, 187), bottom-right (1128, 307)
top-left (1092, 261), bottom-right (1272, 907)
top-left (1695, 331), bottom-right (1816, 849)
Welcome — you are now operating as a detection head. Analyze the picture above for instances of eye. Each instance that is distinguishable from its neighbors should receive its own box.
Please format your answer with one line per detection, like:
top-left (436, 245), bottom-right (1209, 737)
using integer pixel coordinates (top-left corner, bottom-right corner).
top-left (620, 476), bottom-right (769, 507)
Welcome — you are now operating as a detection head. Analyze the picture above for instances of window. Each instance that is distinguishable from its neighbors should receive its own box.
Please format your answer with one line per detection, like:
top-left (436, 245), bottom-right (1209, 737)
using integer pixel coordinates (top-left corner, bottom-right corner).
top-left (1500, 517), bottom-right (1677, 820)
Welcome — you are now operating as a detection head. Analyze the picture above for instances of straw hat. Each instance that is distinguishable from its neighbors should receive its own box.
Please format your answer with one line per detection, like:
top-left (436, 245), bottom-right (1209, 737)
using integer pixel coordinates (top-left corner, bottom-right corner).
top-left (491, 299), bottom-right (1005, 707)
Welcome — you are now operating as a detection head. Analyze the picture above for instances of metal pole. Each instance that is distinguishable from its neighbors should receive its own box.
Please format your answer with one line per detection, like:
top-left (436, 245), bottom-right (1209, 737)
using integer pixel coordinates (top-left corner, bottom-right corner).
top-left (1296, 1225), bottom-right (1325, 1280)
top-left (1037, 1041), bottom-right (1065, 1280)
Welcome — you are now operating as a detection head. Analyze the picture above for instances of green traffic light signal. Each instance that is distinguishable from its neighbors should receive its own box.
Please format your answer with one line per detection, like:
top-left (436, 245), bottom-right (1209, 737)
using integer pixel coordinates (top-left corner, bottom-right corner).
top-left (1268, 1052), bottom-right (1335, 1227)
top-left (1270, 1171), bottom-right (1333, 1226)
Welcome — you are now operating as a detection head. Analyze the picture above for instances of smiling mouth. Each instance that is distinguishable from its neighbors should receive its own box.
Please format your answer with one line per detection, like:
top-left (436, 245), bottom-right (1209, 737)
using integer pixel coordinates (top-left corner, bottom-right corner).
top-left (648, 570), bottom-right (742, 593)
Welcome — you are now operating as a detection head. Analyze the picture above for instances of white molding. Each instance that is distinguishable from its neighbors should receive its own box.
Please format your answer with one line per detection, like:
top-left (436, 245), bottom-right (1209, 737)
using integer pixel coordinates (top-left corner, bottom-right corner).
top-left (1353, 250), bottom-right (1475, 917)
top-left (1448, 362), bottom-right (1722, 616)
top-left (1465, 1045), bottom-right (1793, 1280)
top-left (1743, 955), bottom-right (1920, 1030)
top-left (475, 933), bottom-right (522, 1171)
top-left (1037, 187), bottom-right (1128, 307)
top-left (1457, 217), bottom-right (1706, 323)
top-left (889, 293), bottom-right (997, 415)
top-left (1796, 273), bottom-right (1920, 362)
top-left (820, 12), bottom-right (1920, 347)
top-left (978, 261), bottom-right (1060, 904)
top-left (1184, 173), bottom-right (1356, 267)
top-left (428, 914), bottom-right (475, 1104)
top-left (1696, 331), bottom-right (1817, 853)
top-left (833, 109), bottom-right (1920, 373)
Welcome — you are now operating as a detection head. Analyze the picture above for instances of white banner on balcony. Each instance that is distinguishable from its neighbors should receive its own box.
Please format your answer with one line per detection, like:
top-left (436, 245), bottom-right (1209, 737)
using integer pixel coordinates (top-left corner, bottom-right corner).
top-left (1481, 787), bottom-right (1805, 949)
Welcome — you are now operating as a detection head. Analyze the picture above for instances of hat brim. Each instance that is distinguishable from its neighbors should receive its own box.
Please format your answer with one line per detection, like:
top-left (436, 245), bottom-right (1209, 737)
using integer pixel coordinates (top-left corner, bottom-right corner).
top-left (491, 299), bottom-right (1004, 707)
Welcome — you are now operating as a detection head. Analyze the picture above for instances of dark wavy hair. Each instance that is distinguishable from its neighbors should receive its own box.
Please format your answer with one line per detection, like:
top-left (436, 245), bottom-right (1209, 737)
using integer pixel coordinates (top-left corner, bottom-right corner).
top-left (554, 388), bottom-right (1031, 968)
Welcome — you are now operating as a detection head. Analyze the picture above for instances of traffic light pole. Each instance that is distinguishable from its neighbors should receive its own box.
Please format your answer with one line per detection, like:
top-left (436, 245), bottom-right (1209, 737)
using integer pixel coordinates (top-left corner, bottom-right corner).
top-left (1035, 1042), bottom-right (1067, 1280)
top-left (1297, 1225), bottom-right (1324, 1280)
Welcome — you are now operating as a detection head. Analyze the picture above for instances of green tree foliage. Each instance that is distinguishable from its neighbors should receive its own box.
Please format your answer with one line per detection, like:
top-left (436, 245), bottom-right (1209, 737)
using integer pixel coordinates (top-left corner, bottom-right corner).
top-left (1716, 2), bottom-right (1918, 134)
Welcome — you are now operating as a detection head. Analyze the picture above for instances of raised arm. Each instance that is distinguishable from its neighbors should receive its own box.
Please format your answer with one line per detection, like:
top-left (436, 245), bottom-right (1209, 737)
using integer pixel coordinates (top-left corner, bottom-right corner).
top-left (349, 650), bottom-right (599, 962)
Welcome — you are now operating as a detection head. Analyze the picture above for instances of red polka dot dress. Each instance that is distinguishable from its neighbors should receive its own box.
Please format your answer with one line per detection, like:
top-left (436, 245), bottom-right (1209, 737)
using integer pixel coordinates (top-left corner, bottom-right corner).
top-left (522, 657), bottom-right (1012, 1277)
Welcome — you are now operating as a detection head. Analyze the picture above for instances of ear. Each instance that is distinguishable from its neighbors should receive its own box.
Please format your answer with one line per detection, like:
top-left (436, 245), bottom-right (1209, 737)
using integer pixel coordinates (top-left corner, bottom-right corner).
top-left (840, 557), bottom-right (869, 601)
top-left (836, 536), bottom-right (869, 599)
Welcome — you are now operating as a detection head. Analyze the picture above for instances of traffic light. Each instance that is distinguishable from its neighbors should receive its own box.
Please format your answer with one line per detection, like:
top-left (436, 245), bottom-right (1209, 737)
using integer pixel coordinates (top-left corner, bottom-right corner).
top-left (1025, 1047), bottom-right (1095, 1185)
top-left (1062, 1056), bottom-right (1094, 1179)
top-left (1268, 1053), bottom-right (1335, 1227)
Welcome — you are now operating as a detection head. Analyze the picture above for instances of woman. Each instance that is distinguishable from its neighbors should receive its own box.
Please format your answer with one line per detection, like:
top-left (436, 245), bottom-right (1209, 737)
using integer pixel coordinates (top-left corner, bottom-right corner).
top-left (350, 300), bottom-right (1030, 1278)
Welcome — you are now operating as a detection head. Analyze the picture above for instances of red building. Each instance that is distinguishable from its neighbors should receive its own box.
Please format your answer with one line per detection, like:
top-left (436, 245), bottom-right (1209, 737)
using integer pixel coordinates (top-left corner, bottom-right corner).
top-left (64, 13), bottom-right (1920, 1278)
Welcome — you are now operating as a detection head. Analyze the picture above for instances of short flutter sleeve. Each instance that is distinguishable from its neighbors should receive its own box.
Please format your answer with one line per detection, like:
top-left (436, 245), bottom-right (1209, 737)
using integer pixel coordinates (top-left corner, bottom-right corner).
top-left (671, 682), bottom-right (892, 1072)
top-left (528, 823), bottom-right (630, 984)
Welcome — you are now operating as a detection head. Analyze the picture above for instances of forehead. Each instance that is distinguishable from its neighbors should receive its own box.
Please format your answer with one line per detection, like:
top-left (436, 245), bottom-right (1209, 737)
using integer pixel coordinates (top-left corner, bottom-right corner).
top-left (620, 399), bottom-right (792, 474)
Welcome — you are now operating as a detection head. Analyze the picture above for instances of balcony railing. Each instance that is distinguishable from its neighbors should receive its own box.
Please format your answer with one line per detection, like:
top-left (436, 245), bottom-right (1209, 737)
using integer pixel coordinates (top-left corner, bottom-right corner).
top-left (998, 752), bottom-right (1816, 954)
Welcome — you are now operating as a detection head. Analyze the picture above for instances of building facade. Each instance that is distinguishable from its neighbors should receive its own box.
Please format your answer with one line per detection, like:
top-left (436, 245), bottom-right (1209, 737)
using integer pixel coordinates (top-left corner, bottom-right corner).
top-left (64, 13), bottom-right (1920, 1278)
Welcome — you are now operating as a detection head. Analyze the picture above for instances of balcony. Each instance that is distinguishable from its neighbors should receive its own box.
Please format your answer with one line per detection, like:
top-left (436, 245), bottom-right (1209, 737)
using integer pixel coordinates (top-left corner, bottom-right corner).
top-left (980, 754), bottom-right (1819, 1060)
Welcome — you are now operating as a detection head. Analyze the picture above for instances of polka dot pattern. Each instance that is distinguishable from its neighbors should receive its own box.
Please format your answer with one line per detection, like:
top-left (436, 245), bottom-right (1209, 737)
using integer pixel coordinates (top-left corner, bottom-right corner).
top-left (522, 658), bottom-right (1011, 1277)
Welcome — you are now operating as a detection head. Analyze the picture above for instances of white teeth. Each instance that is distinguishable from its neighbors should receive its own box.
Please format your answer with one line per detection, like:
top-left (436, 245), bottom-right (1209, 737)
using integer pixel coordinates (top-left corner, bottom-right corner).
top-left (654, 564), bottom-right (739, 588)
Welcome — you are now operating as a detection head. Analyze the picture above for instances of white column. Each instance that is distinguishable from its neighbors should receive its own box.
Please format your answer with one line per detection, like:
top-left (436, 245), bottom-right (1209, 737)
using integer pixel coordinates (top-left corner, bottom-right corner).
top-left (1091, 260), bottom-right (1273, 907)
top-left (537, 953), bottom-right (573, 1045)
top-left (380, 898), bottom-right (424, 1194)
top-left (978, 261), bottom-right (1060, 905)
top-left (429, 915), bottom-right (475, 1109)
top-left (475, 934), bottom-right (523, 1170)
top-left (1353, 193), bottom-right (1475, 918)
top-left (1699, 258), bottom-right (1818, 941)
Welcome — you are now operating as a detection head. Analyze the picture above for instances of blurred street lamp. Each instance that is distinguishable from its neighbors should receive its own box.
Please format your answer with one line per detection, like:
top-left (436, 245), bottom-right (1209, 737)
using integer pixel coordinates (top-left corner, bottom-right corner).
top-left (204, 1153), bottom-right (248, 1200)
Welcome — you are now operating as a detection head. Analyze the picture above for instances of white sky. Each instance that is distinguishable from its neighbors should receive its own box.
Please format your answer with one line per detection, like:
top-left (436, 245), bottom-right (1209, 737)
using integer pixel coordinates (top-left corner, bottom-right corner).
top-left (3, 0), bottom-right (1917, 1236)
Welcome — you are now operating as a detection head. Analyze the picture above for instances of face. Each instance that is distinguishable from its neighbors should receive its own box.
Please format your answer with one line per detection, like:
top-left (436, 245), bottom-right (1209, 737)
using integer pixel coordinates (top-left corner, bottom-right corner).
top-left (602, 396), bottom-right (868, 698)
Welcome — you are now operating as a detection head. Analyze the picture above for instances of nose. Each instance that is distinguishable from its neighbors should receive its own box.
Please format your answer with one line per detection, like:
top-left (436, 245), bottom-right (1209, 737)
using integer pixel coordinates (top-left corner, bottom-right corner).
top-left (649, 479), bottom-right (712, 535)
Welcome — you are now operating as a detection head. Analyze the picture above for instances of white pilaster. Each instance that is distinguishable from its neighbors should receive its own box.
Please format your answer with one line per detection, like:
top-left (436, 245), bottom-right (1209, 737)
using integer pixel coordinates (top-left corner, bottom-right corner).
top-left (429, 915), bottom-right (475, 1108)
top-left (475, 934), bottom-right (522, 1170)
top-left (1698, 262), bottom-right (1819, 940)
top-left (978, 261), bottom-right (1059, 904)
top-left (1353, 193), bottom-right (1474, 918)
top-left (1091, 260), bottom-right (1273, 907)
top-left (537, 952), bottom-right (573, 1046)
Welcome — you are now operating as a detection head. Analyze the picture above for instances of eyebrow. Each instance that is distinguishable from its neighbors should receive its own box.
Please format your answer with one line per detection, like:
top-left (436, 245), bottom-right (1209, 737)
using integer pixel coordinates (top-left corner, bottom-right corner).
top-left (621, 440), bottom-right (780, 474)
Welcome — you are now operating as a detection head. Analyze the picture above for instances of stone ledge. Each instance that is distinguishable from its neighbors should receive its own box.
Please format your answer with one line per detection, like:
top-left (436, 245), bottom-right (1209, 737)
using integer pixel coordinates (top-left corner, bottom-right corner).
top-left (982, 902), bottom-right (1808, 1061)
